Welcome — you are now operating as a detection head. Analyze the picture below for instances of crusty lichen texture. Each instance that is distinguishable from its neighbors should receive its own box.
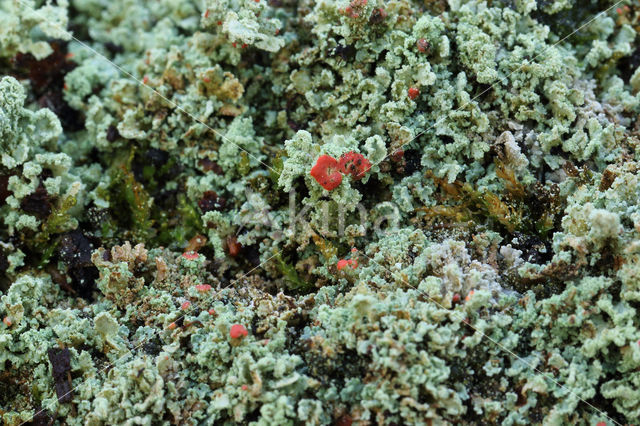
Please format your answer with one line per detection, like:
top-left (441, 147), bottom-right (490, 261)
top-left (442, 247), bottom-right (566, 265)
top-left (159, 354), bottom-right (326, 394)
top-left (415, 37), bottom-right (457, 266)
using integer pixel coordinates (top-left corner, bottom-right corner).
top-left (1, 0), bottom-right (640, 424)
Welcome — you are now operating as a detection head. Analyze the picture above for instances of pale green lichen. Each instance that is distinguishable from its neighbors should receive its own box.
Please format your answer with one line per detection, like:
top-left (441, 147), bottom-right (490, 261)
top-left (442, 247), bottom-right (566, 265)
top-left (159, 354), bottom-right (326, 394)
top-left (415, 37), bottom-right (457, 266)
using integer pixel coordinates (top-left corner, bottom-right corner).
top-left (202, 0), bottom-right (284, 52)
top-left (2, 0), bottom-right (640, 424)
top-left (0, 0), bottom-right (70, 60)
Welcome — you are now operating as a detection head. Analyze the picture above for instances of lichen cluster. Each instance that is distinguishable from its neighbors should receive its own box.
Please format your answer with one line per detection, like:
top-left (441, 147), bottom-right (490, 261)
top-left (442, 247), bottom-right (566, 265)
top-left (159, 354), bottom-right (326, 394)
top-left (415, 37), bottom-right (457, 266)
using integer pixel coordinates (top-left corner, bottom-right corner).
top-left (2, 0), bottom-right (640, 424)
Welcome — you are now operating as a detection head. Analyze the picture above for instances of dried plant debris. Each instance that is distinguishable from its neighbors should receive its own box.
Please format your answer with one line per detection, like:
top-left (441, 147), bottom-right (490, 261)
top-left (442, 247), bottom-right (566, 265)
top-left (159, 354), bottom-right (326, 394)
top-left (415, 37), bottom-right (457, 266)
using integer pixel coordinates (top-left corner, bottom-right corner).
top-left (1, 0), bottom-right (640, 424)
top-left (47, 347), bottom-right (72, 404)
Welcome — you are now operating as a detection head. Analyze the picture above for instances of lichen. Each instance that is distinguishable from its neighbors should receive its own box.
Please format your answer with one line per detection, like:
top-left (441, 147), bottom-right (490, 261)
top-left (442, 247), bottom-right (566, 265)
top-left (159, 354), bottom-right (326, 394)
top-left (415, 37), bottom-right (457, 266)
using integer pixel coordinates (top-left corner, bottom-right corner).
top-left (2, 0), bottom-right (640, 424)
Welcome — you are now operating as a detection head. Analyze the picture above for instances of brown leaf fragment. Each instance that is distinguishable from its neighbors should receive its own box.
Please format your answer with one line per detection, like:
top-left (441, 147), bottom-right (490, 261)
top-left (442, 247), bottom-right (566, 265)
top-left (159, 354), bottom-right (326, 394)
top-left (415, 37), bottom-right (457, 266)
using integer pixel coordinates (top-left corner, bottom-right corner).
top-left (47, 347), bottom-right (73, 403)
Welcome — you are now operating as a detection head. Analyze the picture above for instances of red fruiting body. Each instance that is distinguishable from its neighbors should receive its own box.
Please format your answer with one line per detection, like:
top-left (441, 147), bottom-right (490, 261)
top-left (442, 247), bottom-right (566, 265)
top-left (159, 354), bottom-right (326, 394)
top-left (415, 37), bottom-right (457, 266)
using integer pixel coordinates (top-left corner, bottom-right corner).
top-left (452, 293), bottom-right (461, 303)
top-left (416, 38), bottom-right (429, 53)
top-left (181, 301), bottom-right (191, 310)
top-left (168, 322), bottom-right (177, 330)
top-left (196, 284), bottom-right (212, 292)
top-left (241, 384), bottom-right (249, 390)
top-left (241, 43), bottom-right (248, 49)
top-left (337, 259), bottom-right (349, 270)
top-left (230, 324), bottom-right (248, 339)
top-left (310, 155), bottom-right (343, 190)
top-left (217, 20), bottom-right (222, 25)
top-left (597, 423), bottom-right (606, 426)
top-left (143, 75), bottom-right (149, 84)
top-left (337, 258), bottom-right (358, 271)
top-left (208, 308), bottom-right (216, 315)
top-left (343, 0), bottom-right (367, 18)
top-left (3, 317), bottom-right (11, 326)
top-left (204, 10), bottom-right (209, 18)
top-left (338, 152), bottom-right (371, 180)
top-left (408, 87), bottom-right (419, 100)
top-left (465, 290), bottom-right (475, 301)
top-left (182, 251), bottom-right (199, 260)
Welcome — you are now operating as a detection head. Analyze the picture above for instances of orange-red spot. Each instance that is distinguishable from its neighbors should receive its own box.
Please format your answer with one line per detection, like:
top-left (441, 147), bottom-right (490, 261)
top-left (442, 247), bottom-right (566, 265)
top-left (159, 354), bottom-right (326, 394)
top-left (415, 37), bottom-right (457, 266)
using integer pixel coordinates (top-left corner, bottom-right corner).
top-left (204, 10), bottom-right (209, 18)
top-left (465, 290), bottom-right (475, 302)
top-left (196, 284), bottom-right (212, 292)
top-left (337, 259), bottom-right (349, 270)
top-left (181, 301), bottom-right (191, 310)
top-left (241, 384), bottom-right (249, 390)
top-left (337, 258), bottom-right (358, 271)
top-left (416, 38), bottom-right (429, 53)
top-left (408, 87), bottom-right (419, 100)
top-left (3, 317), bottom-right (11, 327)
top-left (310, 155), bottom-right (343, 190)
top-left (230, 324), bottom-right (248, 339)
top-left (208, 308), bottom-right (216, 316)
top-left (168, 322), bottom-right (177, 330)
top-left (182, 251), bottom-right (199, 260)
top-left (339, 152), bottom-right (371, 180)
